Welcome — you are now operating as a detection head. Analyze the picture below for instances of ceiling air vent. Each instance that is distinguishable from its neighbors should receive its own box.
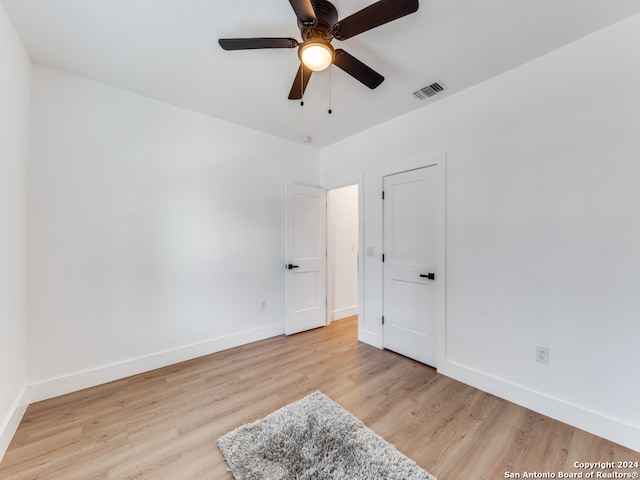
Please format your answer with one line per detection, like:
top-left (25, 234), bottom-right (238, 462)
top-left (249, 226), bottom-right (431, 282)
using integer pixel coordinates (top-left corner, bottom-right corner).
top-left (413, 81), bottom-right (446, 100)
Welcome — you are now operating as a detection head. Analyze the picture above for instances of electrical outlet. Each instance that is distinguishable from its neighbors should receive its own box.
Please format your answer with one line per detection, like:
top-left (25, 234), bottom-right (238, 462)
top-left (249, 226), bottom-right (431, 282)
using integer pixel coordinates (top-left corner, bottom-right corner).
top-left (260, 300), bottom-right (267, 311)
top-left (536, 346), bottom-right (549, 364)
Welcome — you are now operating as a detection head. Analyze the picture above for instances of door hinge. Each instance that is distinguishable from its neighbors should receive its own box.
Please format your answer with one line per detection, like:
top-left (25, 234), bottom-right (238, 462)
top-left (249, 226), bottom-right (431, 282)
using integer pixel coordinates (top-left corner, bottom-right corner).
top-left (382, 191), bottom-right (385, 200)
top-left (382, 316), bottom-right (385, 325)
top-left (382, 253), bottom-right (385, 262)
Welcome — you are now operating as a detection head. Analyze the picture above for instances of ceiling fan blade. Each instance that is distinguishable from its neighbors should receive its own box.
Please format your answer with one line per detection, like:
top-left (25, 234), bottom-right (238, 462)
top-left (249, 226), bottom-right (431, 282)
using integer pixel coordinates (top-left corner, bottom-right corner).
top-left (333, 49), bottom-right (384, 89)
top-left (288, 0), bottom-right (317, 24)
top-left (218, 38), bottom-right (298, 50)
top-left (333, 0), bottom-right (419, 40)
top-left (288, 63), bottom-right (313, 100)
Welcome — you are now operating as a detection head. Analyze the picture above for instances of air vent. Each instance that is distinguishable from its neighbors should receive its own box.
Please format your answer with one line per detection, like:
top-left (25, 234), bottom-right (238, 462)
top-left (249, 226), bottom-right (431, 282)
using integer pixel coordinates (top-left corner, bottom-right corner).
top-left (413, 81), bottom-right (446, 100)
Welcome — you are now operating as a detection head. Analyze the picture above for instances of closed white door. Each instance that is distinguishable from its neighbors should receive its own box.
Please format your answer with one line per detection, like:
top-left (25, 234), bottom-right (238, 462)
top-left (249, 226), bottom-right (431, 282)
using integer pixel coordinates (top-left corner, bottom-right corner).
top-left (383, 166), bottom-right (437, 366)
top-left (285, 184), bottom-right (327, 335)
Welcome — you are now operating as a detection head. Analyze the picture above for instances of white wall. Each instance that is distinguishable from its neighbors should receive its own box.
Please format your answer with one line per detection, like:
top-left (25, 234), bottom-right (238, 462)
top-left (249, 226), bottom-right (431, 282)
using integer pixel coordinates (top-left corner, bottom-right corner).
top-left (27, 65), bottom-right (319, 401)
top-left (0, 2), bottom-right (30, 460)
top-left (320, 14), bottom-right (640, 452)
top-left (327, 185), bottom-right (358, 321)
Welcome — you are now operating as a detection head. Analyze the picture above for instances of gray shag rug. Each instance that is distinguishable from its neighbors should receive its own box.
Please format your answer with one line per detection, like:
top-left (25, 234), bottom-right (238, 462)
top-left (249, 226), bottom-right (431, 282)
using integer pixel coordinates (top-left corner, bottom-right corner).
top-left (218, 391), bottom-right (437, 480)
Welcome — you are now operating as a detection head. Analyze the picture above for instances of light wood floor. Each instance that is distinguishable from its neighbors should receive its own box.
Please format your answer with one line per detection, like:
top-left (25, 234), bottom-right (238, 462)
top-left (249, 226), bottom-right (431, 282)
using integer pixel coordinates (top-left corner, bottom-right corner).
top-left (1, 316), bottom-right (637, 479)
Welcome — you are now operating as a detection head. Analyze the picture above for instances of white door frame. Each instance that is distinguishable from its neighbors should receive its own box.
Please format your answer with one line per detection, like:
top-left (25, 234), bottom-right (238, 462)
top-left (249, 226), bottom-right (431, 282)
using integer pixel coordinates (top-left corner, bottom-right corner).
top-left (376, 153), bottom-right (447, 368)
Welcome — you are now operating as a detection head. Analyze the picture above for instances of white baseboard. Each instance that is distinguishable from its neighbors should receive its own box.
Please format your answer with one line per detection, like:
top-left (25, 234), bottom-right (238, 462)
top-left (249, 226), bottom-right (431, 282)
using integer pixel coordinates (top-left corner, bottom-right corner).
top-left (438, 359), bottom-right (640, 453)
top-left (331, 306), bottom-right (358, 322)
top-left (0, 385), bottom-right (28, 463)
top-left (28, 322), bottom-right (285, 404)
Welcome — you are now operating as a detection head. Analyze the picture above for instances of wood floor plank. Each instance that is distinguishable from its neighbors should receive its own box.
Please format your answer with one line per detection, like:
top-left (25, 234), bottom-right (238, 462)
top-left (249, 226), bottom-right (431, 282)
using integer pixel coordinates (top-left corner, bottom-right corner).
top-left (1, 316), bottom-right (637, 479)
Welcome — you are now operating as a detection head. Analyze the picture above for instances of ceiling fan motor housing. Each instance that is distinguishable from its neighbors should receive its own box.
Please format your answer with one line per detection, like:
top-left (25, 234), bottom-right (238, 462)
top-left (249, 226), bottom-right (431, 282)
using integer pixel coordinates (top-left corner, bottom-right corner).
top-left (298, 0), bottom-right (339, 41)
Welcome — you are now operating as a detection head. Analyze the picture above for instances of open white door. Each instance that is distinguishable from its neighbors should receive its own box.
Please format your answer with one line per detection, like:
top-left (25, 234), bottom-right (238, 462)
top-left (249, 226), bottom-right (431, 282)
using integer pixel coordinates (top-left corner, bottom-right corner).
top-left (383, 166), bottom-right (438, 366)
top-left (285, 184), bottom-right (327, 335)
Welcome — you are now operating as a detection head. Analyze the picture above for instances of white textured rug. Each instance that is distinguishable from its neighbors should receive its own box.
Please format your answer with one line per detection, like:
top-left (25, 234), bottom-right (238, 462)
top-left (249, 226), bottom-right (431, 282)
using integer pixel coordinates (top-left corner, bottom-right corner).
top-left (218, 391), bottom-right (437, 480)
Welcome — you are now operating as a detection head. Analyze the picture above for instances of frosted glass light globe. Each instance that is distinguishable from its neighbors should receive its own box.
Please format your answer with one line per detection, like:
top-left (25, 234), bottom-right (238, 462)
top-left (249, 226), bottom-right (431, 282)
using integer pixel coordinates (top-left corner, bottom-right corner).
top-left (300, 42), bottom-right (334, 72)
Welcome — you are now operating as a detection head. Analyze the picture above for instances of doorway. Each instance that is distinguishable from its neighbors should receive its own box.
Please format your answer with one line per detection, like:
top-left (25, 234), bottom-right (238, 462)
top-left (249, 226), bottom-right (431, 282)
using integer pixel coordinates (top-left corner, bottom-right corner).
top-left (327, 184), bottom-right (359, 323)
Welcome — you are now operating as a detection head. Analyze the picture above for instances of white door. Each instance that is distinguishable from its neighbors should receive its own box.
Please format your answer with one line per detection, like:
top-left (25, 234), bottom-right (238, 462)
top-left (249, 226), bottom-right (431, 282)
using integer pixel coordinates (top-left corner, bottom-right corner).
top-left (383, 166), bottom-right (437, 366)
top-left (285, 184), bottom-right (327, 335)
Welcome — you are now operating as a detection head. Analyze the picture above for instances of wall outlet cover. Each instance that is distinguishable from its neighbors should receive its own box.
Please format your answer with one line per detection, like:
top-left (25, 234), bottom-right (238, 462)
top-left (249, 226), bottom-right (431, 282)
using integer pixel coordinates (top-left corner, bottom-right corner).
top-left (536, 345), bottom-right (549, 364)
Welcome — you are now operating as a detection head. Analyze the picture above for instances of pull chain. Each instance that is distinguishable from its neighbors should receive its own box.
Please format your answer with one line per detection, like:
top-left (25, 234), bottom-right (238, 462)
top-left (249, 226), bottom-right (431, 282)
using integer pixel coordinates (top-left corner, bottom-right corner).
top-left (300, 65), bottom-right (304, 106)
top-left (328, 67), bottom-right (333, 114)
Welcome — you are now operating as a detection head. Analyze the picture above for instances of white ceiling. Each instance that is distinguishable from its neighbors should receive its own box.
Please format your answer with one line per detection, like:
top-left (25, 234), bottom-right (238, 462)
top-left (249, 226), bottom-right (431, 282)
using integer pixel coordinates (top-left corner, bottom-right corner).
top-left (4, 0), bottom-right (640, 148)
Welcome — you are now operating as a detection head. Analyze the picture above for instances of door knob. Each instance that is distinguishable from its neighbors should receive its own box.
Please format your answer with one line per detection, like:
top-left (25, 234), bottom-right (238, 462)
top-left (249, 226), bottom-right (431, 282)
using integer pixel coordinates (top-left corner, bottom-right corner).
top-left (286, 264), bottom-right (300, 270)
top-left (420, 273), bottom-right (436, 280)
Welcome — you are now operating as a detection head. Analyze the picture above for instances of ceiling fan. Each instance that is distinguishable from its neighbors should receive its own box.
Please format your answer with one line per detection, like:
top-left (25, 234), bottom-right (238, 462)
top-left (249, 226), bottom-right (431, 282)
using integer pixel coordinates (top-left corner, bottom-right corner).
top-left (218, 0), bottom-right (419, 100)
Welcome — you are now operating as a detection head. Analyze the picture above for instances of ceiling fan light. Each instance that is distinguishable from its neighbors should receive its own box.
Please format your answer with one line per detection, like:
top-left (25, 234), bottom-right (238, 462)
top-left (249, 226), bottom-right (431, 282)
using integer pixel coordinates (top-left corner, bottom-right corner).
top-left (300, 41), bottom-right (334, 72)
